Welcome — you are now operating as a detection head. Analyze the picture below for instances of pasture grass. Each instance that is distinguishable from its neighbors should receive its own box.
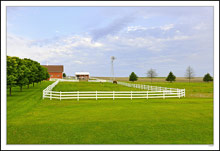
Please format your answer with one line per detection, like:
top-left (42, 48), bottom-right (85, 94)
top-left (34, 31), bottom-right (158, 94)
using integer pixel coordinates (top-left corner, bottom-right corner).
top-left (53, 81), bottom-right (143, 91)
top-left (128, 81), bottom-right (213, 99)
top-left (7, 80), bottom-right (213, 144)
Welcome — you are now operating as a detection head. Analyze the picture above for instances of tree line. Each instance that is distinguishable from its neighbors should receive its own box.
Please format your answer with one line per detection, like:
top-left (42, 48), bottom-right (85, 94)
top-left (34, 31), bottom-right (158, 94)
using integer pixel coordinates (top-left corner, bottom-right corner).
top-left (7, 56), bottom-right (50, 96)
top-left (129, 66), bottom-right (213, 83)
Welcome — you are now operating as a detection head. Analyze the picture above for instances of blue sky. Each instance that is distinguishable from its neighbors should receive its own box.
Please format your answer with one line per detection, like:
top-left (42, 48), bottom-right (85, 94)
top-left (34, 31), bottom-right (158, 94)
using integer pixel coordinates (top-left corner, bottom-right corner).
top-left (7, 7), bottom-right (214, 77)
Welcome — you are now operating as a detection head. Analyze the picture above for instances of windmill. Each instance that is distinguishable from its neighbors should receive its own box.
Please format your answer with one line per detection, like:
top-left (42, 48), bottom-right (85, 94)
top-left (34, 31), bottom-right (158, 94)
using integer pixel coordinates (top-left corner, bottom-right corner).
top-left (111, 56), bottom-right (116, 81)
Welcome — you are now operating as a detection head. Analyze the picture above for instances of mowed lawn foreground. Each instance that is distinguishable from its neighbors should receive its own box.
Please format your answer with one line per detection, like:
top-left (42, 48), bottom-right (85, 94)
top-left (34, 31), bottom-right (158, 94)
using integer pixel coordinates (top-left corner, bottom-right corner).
top-left (7, 81), bottom-right (213, 144)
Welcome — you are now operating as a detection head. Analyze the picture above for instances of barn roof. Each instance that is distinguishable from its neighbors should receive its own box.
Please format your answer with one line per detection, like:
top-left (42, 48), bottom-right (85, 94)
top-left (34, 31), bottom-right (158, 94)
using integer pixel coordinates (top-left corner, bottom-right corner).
top-left (75, 72), bottom-right (90, 75)
top-left (42, 65), bottom-right (64, 72)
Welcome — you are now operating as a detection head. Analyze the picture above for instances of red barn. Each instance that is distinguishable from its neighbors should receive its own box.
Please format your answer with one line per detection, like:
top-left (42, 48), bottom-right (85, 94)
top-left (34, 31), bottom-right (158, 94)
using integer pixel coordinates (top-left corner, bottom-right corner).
top-left (42, 65), bottom-right (64, 80)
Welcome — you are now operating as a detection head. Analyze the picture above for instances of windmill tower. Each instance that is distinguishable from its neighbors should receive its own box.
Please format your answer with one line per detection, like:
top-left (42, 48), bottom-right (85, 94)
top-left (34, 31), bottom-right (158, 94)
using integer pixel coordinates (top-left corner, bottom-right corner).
top-left (111, 56), bottom-right (116, 81)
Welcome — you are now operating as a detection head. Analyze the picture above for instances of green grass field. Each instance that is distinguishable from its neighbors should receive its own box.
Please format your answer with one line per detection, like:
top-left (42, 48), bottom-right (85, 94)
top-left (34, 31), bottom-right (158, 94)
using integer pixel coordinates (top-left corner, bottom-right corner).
top-left (7, 79), bottom-right (213, 144)
top-left (53, 81), bottom-right (143, 91)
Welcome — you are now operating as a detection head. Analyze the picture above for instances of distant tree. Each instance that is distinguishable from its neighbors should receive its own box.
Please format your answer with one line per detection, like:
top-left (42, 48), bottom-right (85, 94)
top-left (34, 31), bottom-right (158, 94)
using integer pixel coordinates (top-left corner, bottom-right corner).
top-left (63, 73), bottom-right (66, 78)
top-left (147, 68), bottom-right (157, 83)
top-left (203, 73), bottom-right (213, 82)
top-left (7, 56), bottom-right (18, 95)
top-left (129, 72), bottom-right (138, 82)
top-left (185, 66), bottom-right (195, 83)
top-left (166, 71), bottom-right (176, 83)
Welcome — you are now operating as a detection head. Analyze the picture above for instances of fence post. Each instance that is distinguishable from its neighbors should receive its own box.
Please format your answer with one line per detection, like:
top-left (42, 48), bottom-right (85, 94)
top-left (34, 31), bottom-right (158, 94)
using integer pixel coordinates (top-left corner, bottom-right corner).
top-left (43, 91), bottom-right (45, 100)
top-left (113, 91), bottom-right (114, 100)
top-left (147, 91), bottom-right (148, 99)
top-left (60, 91), bottom-right (61, 101)
top-left (178, 89), bottom-right (180, 98)
top-left (163, 90), bottom-right (165, 99)
top-left (131, 91), bottom-right (132, 100)
top-left (50, 91), bottom-right (52, 100)
top-left (77, 91), bottom-right (79, 101)
top-left (184, 89), bottom-right (185, 97)
top-left (96, 91), bottom-right (97, 100)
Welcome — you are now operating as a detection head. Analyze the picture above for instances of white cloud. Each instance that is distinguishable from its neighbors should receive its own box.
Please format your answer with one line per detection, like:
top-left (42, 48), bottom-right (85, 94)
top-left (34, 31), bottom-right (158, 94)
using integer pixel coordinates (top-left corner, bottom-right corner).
top-left (160, 24), bottom-right (174, 31)
top-left (7, 34), bottom-right (105, 65)
top-left (73, 60), bottom-right (83, 64)
top-left (127, 26), bottom-right (148, 31)
top-left (193, 22), bottom-right (207, 30)
top-left (127, 24), bottom-right (174, 32)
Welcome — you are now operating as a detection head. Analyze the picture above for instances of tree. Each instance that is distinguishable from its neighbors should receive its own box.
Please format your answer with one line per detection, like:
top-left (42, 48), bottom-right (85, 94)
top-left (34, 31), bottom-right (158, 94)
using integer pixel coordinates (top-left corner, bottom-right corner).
top-left (38, 66), bottom-right (44, 84)
top-left (203, 73), bottom-right (213, 82)
top-left (15, 58), bottom-right (30, 91)
top-left (24, 58), bottom-right (38, 87)
top-left (63, 73), bottom-right (66, 78)
top-left (129, 72), bottom-right (138, 82)
top-left (7, 56), bottom-right (18, 95)
top-left (31, 61), bottom-right (40, 86)
top-left (23, 58), bottom-right (34, 88)
top-left (40, 66), bottom-right (50, 82)
top-left (42, 66), bottom-right (50, 80)
top-left (35, 63), bottom-right (50, 84)
top-left (166, 71), bottom-right (176, 83)
top-left (7, 56), bottom-right (50, 95)
top-left (146, 68), bottom-right (157, 83)
top-left (185, 66), bottom-right (195, 83)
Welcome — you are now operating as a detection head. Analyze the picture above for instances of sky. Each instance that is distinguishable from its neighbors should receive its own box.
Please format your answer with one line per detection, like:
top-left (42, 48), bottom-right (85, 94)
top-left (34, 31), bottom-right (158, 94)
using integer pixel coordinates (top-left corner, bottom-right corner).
top-left (7, 6), bottom-right (214, 77)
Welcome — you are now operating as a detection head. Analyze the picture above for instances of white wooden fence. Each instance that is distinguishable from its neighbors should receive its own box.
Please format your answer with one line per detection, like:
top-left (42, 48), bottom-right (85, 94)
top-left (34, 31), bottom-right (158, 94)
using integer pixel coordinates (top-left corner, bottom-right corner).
top-left (116, 81), bottom-right (181, 92)
top-left (43, 90), bottom-right (185, 100)
top-left (43, 79), bottom-right (185, 100)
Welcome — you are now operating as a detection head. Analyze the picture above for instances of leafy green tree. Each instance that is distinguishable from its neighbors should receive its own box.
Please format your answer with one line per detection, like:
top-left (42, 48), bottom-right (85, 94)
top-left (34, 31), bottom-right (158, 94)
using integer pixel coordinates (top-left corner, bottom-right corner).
top-left (63, 73), bottom-right (66, 78)
top-left (23, 58), bottom-right (35, 88)
top-left (7, 56), bottom-right (50, 95)
top-left (203, 73), bottom-right (213, 82)
top-left (146, 68), bottom-right (157, 83)
top-left (30, 60), bottom-right (40, 86)
top-left (38, 65), bottom-right (45, 84)
top-left (42, 66), bottom-right (50, 80)
top-left (24, 58), bottom-right (39, 87)
top-left (166, 71), bottom-right (176, 83)
top-left (35, 64), bottom-right (50, 84)
top-left (7, 56), bottom-right (18, 95)
top-left (15, 58), bottom-right (30, 91)
top-left (129, 72), bottom-right (138, 82)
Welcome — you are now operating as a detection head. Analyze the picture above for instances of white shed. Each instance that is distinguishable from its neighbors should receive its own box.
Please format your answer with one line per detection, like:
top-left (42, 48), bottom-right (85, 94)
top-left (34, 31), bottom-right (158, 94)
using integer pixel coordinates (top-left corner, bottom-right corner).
top-left (75, 72), bottom-right (90, 80)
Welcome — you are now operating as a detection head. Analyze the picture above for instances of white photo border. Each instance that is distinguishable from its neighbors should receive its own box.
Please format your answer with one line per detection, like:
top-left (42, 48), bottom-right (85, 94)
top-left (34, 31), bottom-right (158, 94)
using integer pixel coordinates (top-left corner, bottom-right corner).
top-left (1, 1), bottom-right (219, 150)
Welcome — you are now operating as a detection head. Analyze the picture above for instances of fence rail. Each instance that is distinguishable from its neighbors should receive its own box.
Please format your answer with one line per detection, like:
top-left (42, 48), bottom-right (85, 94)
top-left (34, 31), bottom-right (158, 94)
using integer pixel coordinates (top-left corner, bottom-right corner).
top-left (43, 79), bottom-right (185, 100)
top-left (43, 90), bottom-right (185, 100)
top-left (116, 81), bottom-right (180, 91)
